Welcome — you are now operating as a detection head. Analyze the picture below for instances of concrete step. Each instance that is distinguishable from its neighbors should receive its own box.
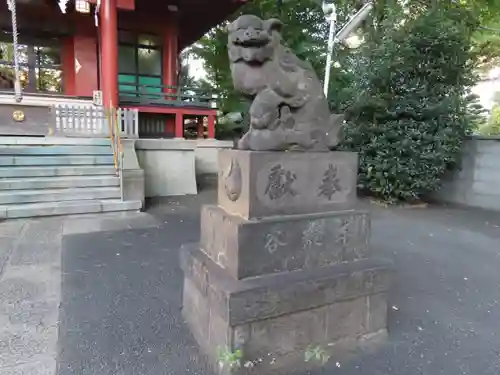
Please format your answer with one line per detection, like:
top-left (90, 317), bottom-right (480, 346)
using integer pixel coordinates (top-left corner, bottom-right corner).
top-left (0, 145), bottom-right (113, 155)
top-left (0, 199), bottom-right (142, 219)
top-left (0, 166), bottom-right (116, 178)
top-left (0, 175), bottom-right (119, 190)
top-left (0, 155), bottom-right (115, 166)
top-left (0, 137), bottom-right (112, 146)
top-left (0, 187), bottom-right (120, 205)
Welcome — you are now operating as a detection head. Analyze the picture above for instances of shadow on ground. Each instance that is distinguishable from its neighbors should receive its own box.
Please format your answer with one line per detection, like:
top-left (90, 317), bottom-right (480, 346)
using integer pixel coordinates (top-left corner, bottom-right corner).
top-left (57, 191), bottom-right (500, 375)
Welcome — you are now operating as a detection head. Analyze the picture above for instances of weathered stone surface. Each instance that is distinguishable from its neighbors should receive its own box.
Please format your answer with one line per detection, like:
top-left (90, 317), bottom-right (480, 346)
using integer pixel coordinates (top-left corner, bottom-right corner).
top-left (180, 243), bottom-right (392, 326)
top-left (182, 277), bottom-right (211, 347)
top-left (324, 298), bottom-right (366, 341)
top-left (200, 205), bottom-right (370, 279)
top-left (181, 91), bottom-right (391, 374)
top-left (183, 285), bottom-right (387, 375)
top-left (218, 150), bottom-right (358, 219)
top-left (245, 306), bottom-right (328, 356)
top-left (181, 245), bottom-right (391, 375)
top-left (227, 14), bottom-right (344, 152)
top-left (237, 299), bottom-right (388, 375)
top-left (367, 293), bottom-right (388, 333)
top-left (0, 218), bottom-right (61, 375)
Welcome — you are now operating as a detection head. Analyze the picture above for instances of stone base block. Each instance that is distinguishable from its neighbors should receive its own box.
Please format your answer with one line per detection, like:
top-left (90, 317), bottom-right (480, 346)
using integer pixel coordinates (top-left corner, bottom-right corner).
top-left (201, 205), bottom-right (371, 279)
top-left (218, 150), bottom-right (358, 219)
top-left (122, 169), bottom-right (145, 207)
top-left (180, 244), bottom-right (392, 375)
top-left (136, 139), bottom-right (198, 197)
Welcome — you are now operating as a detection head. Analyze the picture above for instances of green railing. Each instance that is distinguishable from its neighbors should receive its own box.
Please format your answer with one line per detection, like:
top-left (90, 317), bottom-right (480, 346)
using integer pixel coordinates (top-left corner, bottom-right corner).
top-left (118, 82), bottom-right (219, 109)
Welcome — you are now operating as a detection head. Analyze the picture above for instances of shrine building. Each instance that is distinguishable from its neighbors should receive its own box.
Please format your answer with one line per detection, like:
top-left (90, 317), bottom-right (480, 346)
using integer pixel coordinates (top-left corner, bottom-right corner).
top-left (0, 0), bottom-right (245, 220)
top-left (0, 0), bottom-right (247, 138)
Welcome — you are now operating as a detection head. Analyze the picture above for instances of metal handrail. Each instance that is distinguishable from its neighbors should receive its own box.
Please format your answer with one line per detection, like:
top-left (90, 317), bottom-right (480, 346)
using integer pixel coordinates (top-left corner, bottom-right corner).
top-left (105, 105), bottom-right (124, 201)
top-left (106, 107), bottom-right (118, 172)
top-left (118, 82), bottom-right (219, 103)
top-left (116, 112), bottom-right (124, 202)
top-left (118, 82), bottom-right (215, 93)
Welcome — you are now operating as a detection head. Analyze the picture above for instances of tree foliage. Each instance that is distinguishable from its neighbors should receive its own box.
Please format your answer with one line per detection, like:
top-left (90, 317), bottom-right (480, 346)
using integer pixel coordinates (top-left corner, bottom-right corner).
top-left (177, 49), bottom-right (197, 89)
top-left (0, 42), bottom-right (62, 92)
top-left (191, 0), bottom-right (336, 114)
top-left (339, 5), bottom-right (481, 202)
top-left (192, 0), bottom-right (500, 110)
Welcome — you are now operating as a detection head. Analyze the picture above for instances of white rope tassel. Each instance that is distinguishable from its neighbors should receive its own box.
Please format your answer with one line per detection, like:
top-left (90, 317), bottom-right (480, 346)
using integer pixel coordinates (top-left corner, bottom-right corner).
top-left (7, 0), bottom-right (22, 103)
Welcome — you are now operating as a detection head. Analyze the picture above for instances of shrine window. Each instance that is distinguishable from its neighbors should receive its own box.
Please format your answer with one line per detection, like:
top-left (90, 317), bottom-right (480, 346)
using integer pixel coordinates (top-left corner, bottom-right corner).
top-left (0, 31), bottom-right (62, 93)
top-left (118, 31), bottom-right (163, 97)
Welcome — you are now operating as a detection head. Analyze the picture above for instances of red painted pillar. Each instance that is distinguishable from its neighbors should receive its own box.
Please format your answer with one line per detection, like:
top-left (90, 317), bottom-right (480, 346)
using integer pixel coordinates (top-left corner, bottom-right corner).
top-left (100, 0), bottom-right (118, 108)
top-left (163, 16), bottom-right (178, 97)
top-left (207, 115), bottom-right (216, 139)
top-left (163, 16), bottom-right (179, 135)
top-left (166, 116), bottom-right (175, 136)
top-left (175, 113), bottom-right (184, 138)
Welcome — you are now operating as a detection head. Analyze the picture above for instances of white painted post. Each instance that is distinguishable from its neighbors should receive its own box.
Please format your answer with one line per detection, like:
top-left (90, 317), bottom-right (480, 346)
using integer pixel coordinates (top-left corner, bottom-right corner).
top-left (133, 109), bottom-right (139, 138)
top-left (322, 1), bottom-right (336, 97)
top-left (322, 1), bottom-right (374, 97)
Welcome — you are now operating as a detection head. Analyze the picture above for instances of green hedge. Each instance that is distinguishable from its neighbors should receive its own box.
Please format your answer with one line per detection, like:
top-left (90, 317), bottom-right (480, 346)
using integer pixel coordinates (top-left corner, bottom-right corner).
top-left (340, 6), bottom-right (480, 202)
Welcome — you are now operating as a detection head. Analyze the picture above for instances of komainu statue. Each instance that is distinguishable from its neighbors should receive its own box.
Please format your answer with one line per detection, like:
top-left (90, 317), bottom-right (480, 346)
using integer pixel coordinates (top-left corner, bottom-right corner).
top-left (228, 14), bottom-right (344, 152)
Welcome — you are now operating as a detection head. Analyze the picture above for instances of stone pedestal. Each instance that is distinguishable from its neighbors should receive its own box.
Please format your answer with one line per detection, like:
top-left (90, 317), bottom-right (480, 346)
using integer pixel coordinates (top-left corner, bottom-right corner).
top-left (180, 150), bottom-right (392, 375)
top-left (122, 139), bottom-right (145, 207)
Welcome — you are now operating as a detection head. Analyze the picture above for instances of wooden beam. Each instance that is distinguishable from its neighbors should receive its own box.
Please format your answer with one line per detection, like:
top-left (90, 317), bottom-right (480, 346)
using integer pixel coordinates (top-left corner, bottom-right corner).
top-left (0, 3), bottom-right (94, 35)
top-left (178, 0), bottom-right (244, 48)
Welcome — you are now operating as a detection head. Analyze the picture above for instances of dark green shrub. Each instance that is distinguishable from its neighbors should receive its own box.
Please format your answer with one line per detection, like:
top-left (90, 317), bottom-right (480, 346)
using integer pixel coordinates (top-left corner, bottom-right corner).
top-left (340, 6), bottom-right (480, 202)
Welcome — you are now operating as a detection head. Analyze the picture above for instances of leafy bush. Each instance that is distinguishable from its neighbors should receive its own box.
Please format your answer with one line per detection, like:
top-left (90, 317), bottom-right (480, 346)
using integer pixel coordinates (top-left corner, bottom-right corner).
top-left (339, 5), bottom-right (481, 202)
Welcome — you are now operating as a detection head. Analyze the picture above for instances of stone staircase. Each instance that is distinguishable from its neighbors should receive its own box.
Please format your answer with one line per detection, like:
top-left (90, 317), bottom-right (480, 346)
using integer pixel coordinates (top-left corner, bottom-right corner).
top-left (0, 137), bottom-right (142, 219)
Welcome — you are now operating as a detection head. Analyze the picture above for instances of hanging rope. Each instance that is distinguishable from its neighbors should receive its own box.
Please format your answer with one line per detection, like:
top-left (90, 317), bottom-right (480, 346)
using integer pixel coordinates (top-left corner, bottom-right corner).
top-left (6, 0), bottom-right (22, 103)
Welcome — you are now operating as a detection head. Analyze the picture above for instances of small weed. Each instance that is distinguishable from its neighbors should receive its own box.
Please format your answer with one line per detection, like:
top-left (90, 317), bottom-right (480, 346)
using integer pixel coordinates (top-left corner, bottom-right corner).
top-left (216, 346), bottom-right (243, 370)
top-left (304, 345), bottom-right (330, 365)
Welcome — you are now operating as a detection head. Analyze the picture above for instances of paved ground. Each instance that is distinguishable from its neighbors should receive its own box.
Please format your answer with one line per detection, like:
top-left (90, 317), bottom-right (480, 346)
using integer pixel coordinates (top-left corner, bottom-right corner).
top-left (0, 211), bottom-right (160, 375)
top-left (2, 190), bottom-right (500, 375)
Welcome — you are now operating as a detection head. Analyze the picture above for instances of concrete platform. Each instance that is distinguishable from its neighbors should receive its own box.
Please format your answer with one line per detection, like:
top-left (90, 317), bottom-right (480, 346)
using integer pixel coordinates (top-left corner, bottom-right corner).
top-left (0, 175), bottom-right (119, 190)
top-left (0, 199), bottom-right (142, 219)
top-left (0, 166), bottom-right (116, 178)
